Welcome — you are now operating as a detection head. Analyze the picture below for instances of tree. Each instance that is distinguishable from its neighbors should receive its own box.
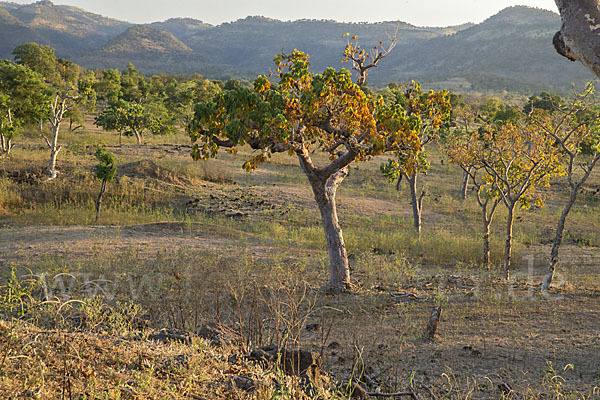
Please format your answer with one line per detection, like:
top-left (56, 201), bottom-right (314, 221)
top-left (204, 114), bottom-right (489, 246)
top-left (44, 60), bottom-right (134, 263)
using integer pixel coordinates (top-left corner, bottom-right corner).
top-left (524, 84), bottom-right (600, 290)
top-left (445, 124), bottom-right (501, 266)
top-left (449, 100), bottom-right (478, 200)
top-left (0, 61), bottom-right (49, 156)
top-left (13, 44), bottom-right (96, 178)
top-left (451, 122), bottom-right (563, 278)
top-left (381, 83), bottom-right (451, 234)
top-left (94, 64), bottom-right (177, 144)
top-left (94, 146), bottom-right (117, 222)
top-left (189, 36), bottom-right (435, 290)
top-left (523, 92), bottom-right (564, 115)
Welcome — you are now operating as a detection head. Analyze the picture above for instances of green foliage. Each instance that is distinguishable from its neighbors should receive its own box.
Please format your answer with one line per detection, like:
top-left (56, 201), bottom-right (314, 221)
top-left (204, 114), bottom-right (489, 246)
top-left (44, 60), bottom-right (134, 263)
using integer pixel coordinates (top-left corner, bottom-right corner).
top-left (523, 91), bottom-right (564, 114)
top-left (0, 60), bottom-right (49, 152)
top-left (381, 82), bottom-right (451, 179)
top-left (94, 146), bottom-right (116, 182)
top-left (12, 42), bottom-right (58, 82)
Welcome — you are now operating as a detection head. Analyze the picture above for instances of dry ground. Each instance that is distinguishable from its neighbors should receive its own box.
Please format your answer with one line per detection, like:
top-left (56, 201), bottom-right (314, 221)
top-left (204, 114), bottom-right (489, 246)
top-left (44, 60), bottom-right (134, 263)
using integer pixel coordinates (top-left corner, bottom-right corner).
top-left (1, 125), bottom-right (600, 398)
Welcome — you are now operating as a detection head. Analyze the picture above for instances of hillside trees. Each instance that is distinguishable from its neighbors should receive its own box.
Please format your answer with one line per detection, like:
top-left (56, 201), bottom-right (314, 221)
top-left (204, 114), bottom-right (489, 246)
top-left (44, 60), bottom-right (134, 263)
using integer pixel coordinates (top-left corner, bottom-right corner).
top-left (95, 64), bottom-right (177, 144)
top-left (381, 83), bottom-right (451, 234)
top-left (13, 43), bottom-right (96, 178)
top-left (0, 61), bottom-right (50, 156)
top-left (188, 36), bottom-right (444, 290)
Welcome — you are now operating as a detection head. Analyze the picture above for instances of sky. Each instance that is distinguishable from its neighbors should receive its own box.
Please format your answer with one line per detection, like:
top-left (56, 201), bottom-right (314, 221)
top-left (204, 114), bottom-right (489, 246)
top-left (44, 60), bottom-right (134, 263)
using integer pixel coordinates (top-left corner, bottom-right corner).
top-left (10, 0), bottom-right (559, 26)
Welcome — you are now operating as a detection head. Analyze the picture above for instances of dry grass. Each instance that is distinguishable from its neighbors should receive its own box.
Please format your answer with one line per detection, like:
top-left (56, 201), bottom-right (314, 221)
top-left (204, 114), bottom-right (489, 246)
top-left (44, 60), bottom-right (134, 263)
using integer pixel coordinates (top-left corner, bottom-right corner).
top-left (1, 120), bottom-right (600, 398)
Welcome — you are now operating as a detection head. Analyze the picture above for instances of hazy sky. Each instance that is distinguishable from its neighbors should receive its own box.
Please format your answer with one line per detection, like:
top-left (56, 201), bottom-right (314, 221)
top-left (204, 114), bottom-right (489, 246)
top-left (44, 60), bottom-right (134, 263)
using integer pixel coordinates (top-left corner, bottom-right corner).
top-left (12, 0), bottom-right (559, 26)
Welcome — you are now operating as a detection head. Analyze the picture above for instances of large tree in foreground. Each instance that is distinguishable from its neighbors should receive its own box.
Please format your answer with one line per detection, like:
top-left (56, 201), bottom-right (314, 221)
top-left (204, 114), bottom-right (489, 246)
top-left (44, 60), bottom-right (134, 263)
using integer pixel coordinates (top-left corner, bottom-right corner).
top-left (189, 38), bottom-right (445, 290)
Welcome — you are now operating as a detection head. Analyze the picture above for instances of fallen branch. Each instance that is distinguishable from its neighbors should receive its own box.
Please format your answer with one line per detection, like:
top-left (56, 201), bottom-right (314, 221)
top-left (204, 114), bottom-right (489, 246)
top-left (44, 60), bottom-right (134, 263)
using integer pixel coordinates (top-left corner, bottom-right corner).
top-left (366, 390), bottom-right (418, 399)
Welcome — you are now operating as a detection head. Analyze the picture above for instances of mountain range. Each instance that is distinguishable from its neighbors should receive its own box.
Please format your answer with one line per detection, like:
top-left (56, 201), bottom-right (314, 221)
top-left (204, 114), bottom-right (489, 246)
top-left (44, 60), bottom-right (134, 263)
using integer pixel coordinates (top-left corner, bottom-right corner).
top-left (0, 1), bottom-right (594, 93)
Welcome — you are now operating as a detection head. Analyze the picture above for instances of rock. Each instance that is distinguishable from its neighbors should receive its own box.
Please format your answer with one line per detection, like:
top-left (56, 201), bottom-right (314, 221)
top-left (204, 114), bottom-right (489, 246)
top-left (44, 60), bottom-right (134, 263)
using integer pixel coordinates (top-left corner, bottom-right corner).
top-left (327, 341), bottom-right (341, 350)
top-left (250, 346), bottom-right (322, 376)
top-left (197, 322), bottom-right (242, 346)
top-left (232, 375), bottom-right (258, 392)
top-left (305, 323), bottom-right (321, 332)
top-left (148, 328), bottom-right (193, 345)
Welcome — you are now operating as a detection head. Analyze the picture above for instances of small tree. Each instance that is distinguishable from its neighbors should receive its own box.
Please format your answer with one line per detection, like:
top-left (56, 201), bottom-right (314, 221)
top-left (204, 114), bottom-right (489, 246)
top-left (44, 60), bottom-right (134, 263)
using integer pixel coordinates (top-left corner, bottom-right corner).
top-left (524, 84), bottom-right (600, 290)
top-left (0, 61), bottom-right (49, 156)
top-left (445, 125), bottom-right (501, 266)
top-left (448, 121), bottom-right (563, 278)
top-left (188, 36), bottom-right (444, 290)
top-left (94, 146), bottom-right (116, 222)
top-left (381, 83), bottom-right (451, 234)
top-left (13, 43), bottom-right (96, 178)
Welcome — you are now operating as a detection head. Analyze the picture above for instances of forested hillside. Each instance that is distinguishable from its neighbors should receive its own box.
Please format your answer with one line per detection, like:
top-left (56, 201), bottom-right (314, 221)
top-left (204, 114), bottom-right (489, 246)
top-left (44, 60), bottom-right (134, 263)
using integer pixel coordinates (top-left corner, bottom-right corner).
top-left (0, 1), bottom-right (594, 91)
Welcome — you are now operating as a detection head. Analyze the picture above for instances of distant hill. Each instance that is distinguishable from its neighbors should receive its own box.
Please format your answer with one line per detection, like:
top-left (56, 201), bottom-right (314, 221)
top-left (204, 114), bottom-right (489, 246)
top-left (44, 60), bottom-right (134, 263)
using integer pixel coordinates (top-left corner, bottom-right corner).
top-left (147, 18), bottom-right (211, 40)
top-left (101, 26), bottom-right (193, 54)
top-left (386, 6), bottom-right (593, 91)
top-left (76, 25), bottom-right (232, 77)
top-left (0, 1), bottom-right (594, 93)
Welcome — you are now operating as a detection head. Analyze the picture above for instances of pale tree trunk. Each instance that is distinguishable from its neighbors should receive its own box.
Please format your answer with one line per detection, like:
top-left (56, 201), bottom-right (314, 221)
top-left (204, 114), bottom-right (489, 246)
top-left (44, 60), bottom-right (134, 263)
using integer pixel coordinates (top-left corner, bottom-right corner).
top-left (541, 158), bottom-right (599, 289)
top-left (405, 172), bottom-right (424, 235)
top-left (475, 184), bottom-right (499, 267)
top-left (44, 95), bottom-right (68, 179)
top-left (299, 153), bottom-right (351, 290)
top-left (132, 128), bottom-right (143, 145)
top-left (46, 121), bottom-right (62, 178)
top-left (312, 169), bottom-right (350, 290)
top-left (0, 134), bottom-right (13, 156)
top-left (1, 109), bottom-right (15, 156)
top-left (96, 179), bottom-right (107, 223)
top-left (541, 189), bottom-right (576, 290)
top-left (503, 202), bottom-right (517, 280)
top-left (554, 0), bottom-right (600, 78)
top-left (461, 168), bottom-right (471, 200)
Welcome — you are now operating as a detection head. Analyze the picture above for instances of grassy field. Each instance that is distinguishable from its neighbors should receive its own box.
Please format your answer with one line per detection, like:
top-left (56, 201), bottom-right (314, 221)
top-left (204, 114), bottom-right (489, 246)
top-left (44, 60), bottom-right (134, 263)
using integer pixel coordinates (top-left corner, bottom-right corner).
top-left (1, 120), bottom-right (599, 399)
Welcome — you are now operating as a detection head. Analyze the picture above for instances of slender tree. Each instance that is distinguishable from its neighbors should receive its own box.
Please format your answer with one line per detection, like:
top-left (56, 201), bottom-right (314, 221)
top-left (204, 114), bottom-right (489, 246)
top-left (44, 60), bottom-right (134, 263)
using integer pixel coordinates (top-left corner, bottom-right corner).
top-left (445, 125), bottom-right (501, 266)
top-left (381, 83), bottom-right (451, 235)
top-left (523, 84), bottom-right (600, 290)
top-left (94, 146), bottom-right (117, 222)
top-left (451, 122), bottom-right (563, 278)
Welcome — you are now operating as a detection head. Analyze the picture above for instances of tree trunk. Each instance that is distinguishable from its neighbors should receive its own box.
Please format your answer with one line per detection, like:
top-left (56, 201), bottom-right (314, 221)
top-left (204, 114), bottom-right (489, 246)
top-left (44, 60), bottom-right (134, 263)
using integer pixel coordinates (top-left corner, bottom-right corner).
top-left (46, 121), bottom-right (62, 179)
top-left (96, 179), bottom-right (107, 223)
top-left (503, 203), bottom-right (516, 280)
top-left (482, 209), bottom-right (492, 267)
top-left (133, 128), bottom-right (142, 145)
top-left (406, 173), bottom-right (424, 235)
top-left (542, 186), bottom-right (578, 290)
top-left (306, 167), bottom-right (351, 290)
top-left (554, 0), bottom-right (600, 78)
top-left (461, 168), bottom-right (470, 200)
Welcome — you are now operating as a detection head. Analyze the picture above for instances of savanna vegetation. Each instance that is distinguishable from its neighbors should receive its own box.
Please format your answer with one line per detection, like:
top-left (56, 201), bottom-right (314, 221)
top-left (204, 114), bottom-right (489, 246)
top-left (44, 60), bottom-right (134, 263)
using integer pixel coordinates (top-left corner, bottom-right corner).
top-left (1, 26), bottom-right (600, 400)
